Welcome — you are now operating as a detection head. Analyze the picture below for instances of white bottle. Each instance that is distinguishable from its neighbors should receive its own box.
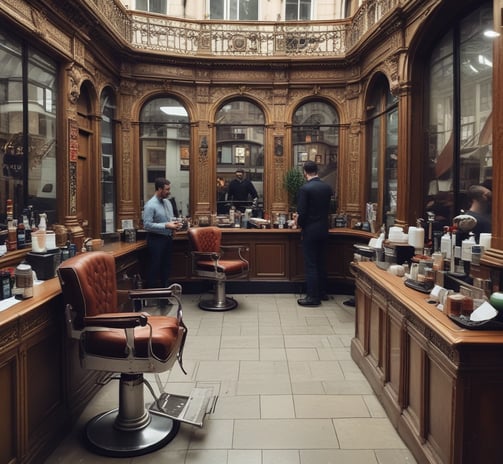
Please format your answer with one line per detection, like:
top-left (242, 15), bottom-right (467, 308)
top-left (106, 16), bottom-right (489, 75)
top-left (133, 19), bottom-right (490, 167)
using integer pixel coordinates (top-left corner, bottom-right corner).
top-left (38, 213), bottom-right (47, 231)
top-left (440, 228), bottom-right (451, 259)
top-left (461, 234), bottom-right (476, 262)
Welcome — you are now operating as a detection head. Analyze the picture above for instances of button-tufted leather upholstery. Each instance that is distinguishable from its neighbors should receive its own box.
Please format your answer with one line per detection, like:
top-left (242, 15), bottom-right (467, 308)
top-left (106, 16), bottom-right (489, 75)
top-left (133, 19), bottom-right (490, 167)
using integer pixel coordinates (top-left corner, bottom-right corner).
top-left (58, 251), bottom-right (184, 362)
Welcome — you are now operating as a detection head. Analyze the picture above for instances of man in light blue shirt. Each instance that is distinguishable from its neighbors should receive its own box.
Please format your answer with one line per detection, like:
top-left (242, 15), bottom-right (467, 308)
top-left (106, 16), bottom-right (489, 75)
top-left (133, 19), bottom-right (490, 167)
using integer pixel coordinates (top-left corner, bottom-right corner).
top-left (143, 178), bottom-right (182, 289)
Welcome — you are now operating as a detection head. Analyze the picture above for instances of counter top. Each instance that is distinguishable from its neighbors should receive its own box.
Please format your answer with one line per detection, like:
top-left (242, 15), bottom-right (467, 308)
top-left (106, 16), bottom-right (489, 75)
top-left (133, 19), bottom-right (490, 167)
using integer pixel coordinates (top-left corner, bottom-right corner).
top-left (352, 260), bottom-right (503, 345)
top-left (0, 240), bottom-right (147, 326)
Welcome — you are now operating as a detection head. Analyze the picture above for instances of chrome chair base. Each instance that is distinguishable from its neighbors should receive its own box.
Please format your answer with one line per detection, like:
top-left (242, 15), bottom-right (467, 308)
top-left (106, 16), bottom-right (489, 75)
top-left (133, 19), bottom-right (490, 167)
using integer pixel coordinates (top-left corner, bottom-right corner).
top-left (199, 295), bottom-right (238, 311)
top-left (85, 408), bottom-right (180, 457)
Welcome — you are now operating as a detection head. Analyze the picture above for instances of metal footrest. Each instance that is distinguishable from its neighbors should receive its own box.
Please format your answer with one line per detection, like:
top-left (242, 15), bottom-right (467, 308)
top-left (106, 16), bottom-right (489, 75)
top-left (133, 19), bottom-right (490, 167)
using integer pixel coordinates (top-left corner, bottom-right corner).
top-left (149, 387), bottom-right (216, 428)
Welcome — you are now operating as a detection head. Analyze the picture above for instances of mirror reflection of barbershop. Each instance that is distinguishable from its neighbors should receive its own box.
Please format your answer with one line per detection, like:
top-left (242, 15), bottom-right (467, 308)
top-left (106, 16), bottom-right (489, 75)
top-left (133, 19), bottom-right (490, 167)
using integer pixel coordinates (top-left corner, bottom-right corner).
top-left (140, 97), bottom-right (191, 218)
top-left (291, 100), bottom-right (339, 202)
top-left (215, 100), bottom-right (265, 216)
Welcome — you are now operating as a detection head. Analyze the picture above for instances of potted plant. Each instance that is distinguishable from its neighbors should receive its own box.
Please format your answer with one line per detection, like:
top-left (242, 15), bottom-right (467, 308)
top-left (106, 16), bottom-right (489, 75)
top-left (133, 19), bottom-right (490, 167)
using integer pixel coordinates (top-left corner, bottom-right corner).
top-left (283, 167), bottom-right (305, 211)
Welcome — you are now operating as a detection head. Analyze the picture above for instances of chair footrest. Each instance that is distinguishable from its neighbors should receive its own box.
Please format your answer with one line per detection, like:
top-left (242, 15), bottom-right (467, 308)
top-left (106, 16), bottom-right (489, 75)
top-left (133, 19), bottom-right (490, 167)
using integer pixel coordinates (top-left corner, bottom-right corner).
top-left (149, 387), bottom-right (216, 428)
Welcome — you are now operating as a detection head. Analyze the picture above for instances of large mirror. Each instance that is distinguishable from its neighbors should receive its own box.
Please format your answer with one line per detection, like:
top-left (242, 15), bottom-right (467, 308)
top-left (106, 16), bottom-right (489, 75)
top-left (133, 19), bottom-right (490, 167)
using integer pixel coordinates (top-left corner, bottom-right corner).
top-left (215, 100), bottom-right (265, 215)
top-left (140, 97), bottom-right (190, 217)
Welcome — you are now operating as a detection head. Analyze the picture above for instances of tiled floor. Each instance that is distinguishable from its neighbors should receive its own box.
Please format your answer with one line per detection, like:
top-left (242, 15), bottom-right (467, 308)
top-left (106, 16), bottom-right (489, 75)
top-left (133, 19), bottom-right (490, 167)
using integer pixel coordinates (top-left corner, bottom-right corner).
top-left (45, 292), bottom-right (417, 464)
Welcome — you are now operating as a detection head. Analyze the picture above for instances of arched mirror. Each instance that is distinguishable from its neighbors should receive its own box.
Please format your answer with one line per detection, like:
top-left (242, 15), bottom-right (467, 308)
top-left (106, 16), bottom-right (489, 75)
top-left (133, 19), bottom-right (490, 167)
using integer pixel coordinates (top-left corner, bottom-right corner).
top-left (140, 97), bottom-right (190, 217)
top-left (215, 100), bottom-right (265, 215)
top-left (291, 100), bottom-right (339, 212)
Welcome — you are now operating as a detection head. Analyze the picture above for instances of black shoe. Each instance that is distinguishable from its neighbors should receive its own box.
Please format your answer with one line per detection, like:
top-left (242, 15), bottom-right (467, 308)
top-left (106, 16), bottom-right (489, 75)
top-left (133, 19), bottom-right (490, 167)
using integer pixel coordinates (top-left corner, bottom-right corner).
top-left (297, 297), bottom-right (321, 307)
top-left (321, 294), bottom-right (330, 301)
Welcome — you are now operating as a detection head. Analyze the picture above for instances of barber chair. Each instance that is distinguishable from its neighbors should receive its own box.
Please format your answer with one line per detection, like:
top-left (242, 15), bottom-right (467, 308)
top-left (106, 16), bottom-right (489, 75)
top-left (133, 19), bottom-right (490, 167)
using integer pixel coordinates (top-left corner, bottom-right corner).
top-left (57, 251), bottom-right (213, 457)
top-left (187, 226), bottom-right (249, 311)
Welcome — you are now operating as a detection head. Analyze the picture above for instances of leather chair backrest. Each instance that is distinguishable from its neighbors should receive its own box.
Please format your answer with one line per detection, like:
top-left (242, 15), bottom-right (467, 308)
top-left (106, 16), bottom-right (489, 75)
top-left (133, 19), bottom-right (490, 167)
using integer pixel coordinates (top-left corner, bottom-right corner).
top-left (188, 227), bottom-right (222, 253)
top-left (57, 251), bottom-right (118, 330)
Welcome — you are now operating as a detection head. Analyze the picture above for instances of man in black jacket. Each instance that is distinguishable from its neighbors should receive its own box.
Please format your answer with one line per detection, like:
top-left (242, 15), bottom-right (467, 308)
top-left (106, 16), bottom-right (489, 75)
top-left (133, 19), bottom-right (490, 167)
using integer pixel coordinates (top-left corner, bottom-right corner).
top-left (295, 161), bottom-right (333, 307)
top-left (227, 169), bottom-right (258, 212)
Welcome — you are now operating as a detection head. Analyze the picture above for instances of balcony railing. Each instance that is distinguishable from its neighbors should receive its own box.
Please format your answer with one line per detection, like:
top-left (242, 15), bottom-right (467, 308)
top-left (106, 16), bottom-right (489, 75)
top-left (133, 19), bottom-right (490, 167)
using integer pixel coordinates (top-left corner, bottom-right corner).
top-left (85, 0), bottom-right (403, 58)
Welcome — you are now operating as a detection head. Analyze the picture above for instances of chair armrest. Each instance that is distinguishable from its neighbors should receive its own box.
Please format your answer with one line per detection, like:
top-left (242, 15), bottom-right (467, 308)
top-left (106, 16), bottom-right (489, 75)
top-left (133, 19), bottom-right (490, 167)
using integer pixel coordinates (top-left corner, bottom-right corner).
top-left (128, 288), bottom-right (174, 300)
top-left (191, 251), bottom-right (221, 261)
top-left (220, 245), bottom-right (249, 261)
top-left (83, 312), bottom-right (149, 329)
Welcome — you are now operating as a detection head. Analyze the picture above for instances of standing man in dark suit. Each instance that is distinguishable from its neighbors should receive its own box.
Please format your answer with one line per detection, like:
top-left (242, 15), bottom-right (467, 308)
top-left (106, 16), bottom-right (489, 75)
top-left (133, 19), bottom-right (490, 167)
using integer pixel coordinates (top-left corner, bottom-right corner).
top-left (295, 160), bottom-right (333, 307)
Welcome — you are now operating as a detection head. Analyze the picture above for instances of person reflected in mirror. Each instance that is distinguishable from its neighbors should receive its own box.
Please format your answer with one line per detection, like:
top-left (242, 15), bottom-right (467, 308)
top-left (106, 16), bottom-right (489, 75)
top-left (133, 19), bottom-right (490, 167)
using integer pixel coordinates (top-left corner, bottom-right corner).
top-left (464, 183), bottom-right (492, 241)
top-left (143, 178), bottom-right (182, 296)
top-left (227, 168), bottom-right (258, 212)
top-left (295, 160), bottom-right (333, 307)
top-left (216, 176), bottom-right (228, 215)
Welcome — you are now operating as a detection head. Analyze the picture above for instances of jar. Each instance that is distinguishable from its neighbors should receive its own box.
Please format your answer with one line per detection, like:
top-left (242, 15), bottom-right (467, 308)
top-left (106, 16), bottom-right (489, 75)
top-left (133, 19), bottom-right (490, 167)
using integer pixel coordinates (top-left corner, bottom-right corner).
top-left (15, 263), bottom-right (33, 299)
top-left (0, 270), bottom-right (11, 299)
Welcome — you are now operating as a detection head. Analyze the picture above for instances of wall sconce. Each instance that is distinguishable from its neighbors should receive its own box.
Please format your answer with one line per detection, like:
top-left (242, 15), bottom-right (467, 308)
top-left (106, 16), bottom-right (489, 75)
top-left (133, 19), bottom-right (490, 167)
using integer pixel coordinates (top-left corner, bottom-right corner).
top-left (199, 136), bottom-right (208, 157)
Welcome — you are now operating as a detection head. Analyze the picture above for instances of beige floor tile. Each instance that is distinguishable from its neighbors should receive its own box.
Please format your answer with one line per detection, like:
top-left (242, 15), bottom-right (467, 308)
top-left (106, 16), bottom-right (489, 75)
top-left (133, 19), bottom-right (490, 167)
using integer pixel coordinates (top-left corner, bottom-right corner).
top-left (219, 348), bottom-right (259, 360)
top-left (196, 360), bottom-right (240, 382)
top-left (363, 394), bottom-right (387, 417)
top-left (286, 348), bottom-right (319, 361)
top-left (291, 380), bottom-right (325, 394)
top-left (333, 418), bottom-right (409, 449)
top-left (239, 360), bottom-right (289, 381)
top-left (236, 378), bottom-right (292, 395)
top-left (228, 449), bottom-right (261, 464)
top-left (189, 419), bottom-right (234, 449)
top-left (375, 449), bottom-right (418, 463)
top-left (263, 449), bottom-right (300, 464)
top-left (259, 348), bottom-right (287, 360)
top-left (44, 293), bottom-right (418, 464)
top-left (300, 449), bottom-right (378, 464)
top-left (221, 335), bottom-right (259, 349)
top-left (184, 449), bottom-right (228, 464)
top-left (260, 395), bottom-right (295, 418)
top-left (294, 394), bottom-right (370, 418)
top-left (258, 335), bottom-right (285, 348)
top-left (234, 418), bottom-right (339, 449)
top-left (211, 395), bottom-right (260, 419)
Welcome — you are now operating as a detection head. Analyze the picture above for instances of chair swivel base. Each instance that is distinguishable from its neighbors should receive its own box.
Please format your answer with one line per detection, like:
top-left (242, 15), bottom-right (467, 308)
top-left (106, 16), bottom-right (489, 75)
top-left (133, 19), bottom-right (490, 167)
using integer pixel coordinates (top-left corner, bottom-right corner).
top-left (199, 296), bottom-right (238, 311)
top-left (85, 408), bottom-right (180, 457)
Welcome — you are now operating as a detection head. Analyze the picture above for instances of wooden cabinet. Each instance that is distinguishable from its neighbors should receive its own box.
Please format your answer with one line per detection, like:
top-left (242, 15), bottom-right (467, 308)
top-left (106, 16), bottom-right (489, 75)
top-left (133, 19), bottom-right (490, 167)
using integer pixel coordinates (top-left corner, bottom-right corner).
top-left (174, 227), bottom-right (372, 292)
top-left (351, 261), bottom-right (503, 464)
top-left (0, 242), bottom-right (145, 464)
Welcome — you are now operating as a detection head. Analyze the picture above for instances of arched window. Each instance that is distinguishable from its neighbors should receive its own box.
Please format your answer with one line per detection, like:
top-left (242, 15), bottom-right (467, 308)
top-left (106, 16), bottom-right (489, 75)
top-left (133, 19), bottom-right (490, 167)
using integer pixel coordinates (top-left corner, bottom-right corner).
top-left (425, 3), bottom-right (493, 233)
top-left (366, 75), bottom-right (398, 228)
top-left (291, 100), bottom-right (339, 208)
top-left (140, 97), bottom-right (190, 217)
top-left (100, 88), bottom-right (116, 234)
top-left (215, 100), bottom-right (264, 215)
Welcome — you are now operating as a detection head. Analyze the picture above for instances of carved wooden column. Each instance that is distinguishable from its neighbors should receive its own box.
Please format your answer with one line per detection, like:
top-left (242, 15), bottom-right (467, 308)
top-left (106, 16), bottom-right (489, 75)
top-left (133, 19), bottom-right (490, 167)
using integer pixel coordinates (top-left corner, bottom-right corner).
top-left (63, 62), bottom-right (84, 250)
top-left (480, 1), bottom-right (503, 289)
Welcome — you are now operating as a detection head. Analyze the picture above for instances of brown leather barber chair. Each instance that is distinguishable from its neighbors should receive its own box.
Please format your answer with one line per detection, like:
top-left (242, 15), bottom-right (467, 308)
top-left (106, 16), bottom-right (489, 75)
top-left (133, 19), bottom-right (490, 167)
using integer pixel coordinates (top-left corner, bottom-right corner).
top-left (187, 226), bottom-right (249, 311)
top-left (57, 251), bottom-right (188, 457)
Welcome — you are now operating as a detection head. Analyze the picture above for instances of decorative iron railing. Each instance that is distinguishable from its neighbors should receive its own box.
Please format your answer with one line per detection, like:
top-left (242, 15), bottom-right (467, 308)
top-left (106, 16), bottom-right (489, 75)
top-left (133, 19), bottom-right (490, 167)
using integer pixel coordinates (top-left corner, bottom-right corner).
top-left (84, 0), bottom-right (403, 58)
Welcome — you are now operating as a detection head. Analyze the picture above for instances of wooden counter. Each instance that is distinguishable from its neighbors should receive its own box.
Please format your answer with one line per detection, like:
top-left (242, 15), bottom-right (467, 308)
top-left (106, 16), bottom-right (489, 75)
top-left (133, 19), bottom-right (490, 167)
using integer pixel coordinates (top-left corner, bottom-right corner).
top-left (171, 227), bottom-right (373, 293)
top-left (0, 231), bottom-right (372, 464)
top-left (351, 261), bottom-right (503, 464)
top-left (0, 241), bottom-right (146, 464)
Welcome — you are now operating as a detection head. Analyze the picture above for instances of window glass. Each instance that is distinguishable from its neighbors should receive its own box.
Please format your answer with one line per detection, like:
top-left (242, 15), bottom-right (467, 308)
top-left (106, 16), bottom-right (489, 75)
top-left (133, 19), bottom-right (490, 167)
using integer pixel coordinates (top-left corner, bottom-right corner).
top-left (216, 100), bottom-right (264, 215)
top-left (286, 0), bottom-right (311, 21)
top-left (292, 101), bottom-right (339, 210)
top-left (210, 0), bottom-right (258, 20)
top-left (140, 97), bottom-right (190, 217)
top-left (0, 32), bottom-right (57, 227)
top-left (366, 75), bottom-right (398, 229)
top-left (136, 0), bottom-right (166, 14)
top-left (100, 89), bottom-right (116, 233)
top-left (425, 3), bottom-right (493, 237)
